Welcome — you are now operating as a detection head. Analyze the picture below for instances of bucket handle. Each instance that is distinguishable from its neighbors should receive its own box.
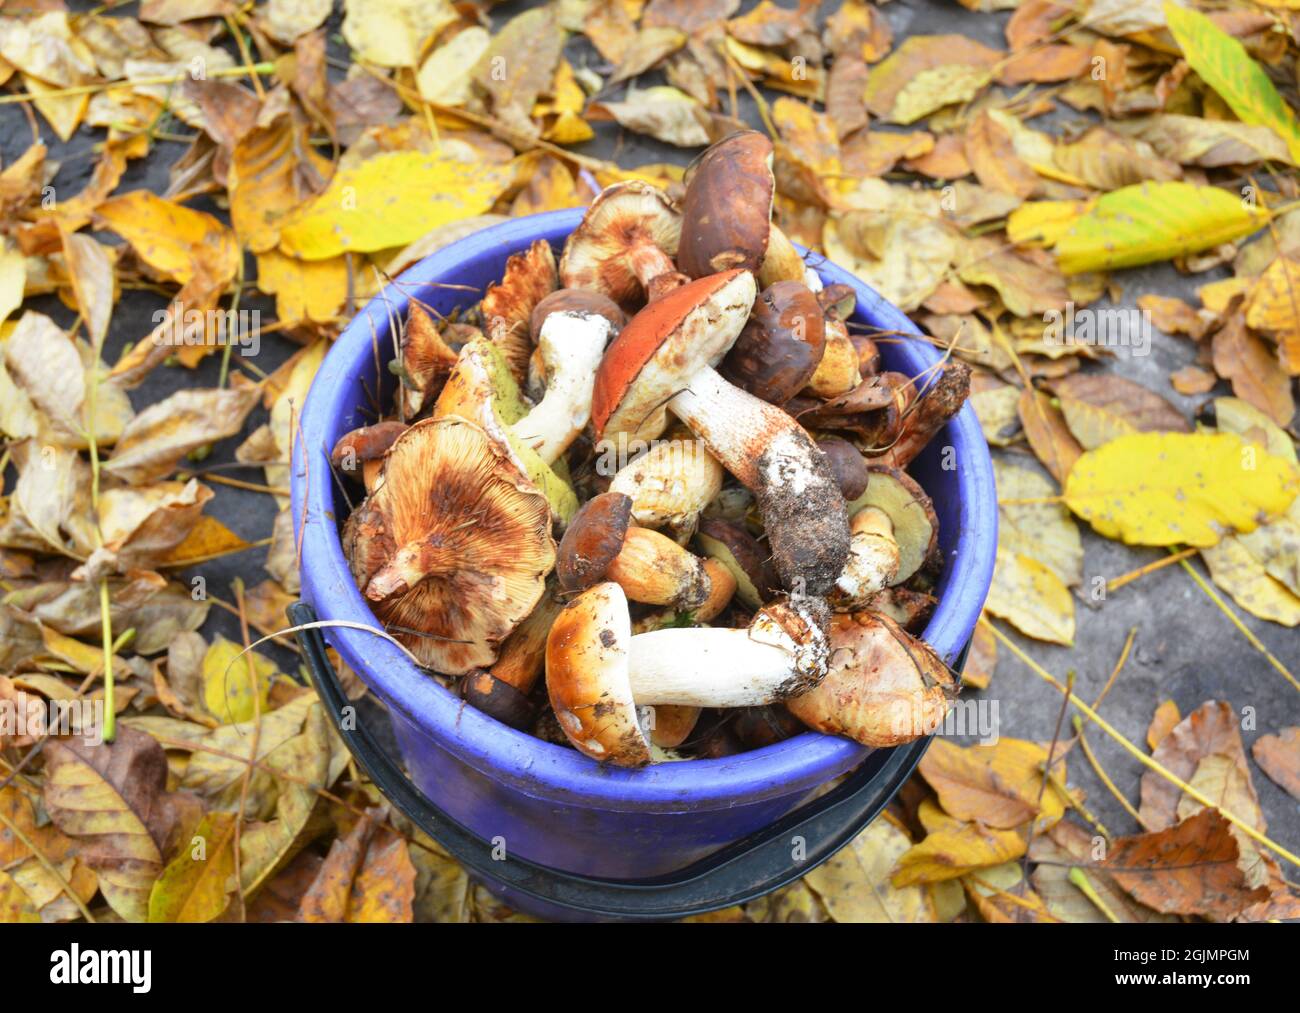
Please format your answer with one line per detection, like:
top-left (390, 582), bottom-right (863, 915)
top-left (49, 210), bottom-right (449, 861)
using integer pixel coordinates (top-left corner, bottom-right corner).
top-left (289, 601), bottom-right (950, 920)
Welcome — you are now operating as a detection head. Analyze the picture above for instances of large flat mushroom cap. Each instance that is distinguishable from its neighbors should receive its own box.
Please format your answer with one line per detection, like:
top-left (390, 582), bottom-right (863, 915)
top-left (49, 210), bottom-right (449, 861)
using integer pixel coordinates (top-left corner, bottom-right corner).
top-left (545, 581), bottom-right (650, 766)
top-left (559, 181), bottom-right (681, 312)
top-left (591, 269), bottom-right (756, 442)
top-left (361, 417), bottom-right (555, 675)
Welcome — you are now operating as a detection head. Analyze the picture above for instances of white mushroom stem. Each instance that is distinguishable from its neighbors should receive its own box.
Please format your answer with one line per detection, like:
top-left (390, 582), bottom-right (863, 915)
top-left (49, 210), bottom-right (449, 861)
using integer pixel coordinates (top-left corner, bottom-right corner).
top-left (510, 311), bottom-right (611, 465)
top-left (832, 507), bottom-right (901, 608)
top-left (625, 599), bottom-right (828, 707)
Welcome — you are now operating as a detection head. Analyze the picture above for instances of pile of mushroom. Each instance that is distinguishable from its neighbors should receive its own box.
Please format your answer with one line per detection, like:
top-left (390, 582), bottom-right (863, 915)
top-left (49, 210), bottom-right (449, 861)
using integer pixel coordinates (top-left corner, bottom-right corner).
top-left (333, 131), bottom-right (969, 768)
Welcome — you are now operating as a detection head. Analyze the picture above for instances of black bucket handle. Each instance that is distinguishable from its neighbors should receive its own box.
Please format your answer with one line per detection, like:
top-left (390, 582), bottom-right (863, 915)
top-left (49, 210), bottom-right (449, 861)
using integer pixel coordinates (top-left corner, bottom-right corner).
top-left (289, 601), bottom-right (955, 920)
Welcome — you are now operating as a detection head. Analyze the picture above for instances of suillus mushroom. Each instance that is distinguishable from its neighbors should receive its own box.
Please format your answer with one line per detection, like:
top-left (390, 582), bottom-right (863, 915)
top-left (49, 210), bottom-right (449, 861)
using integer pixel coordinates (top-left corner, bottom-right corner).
top-left (694, 517), bottom-right (779, 610)
top-left (480, 238), bottom-right (558, 385)
top-left (606, 430), bottom-right (724, 541)
top-left (462, 582), bottom-right (564, 729)
top-left (846, 465), bottom-right (939, 586)
top-left (529, 288), bottom-right (625, 343)
top-left (632, 556), bottom-right (738, 633)
top-left (785, 611), bottom-right (956, 747)
top-left (556, 491), bottom-right (713, 610)
top-left (347, 417), bottom-right (555, 675)
top-left (545, 581), bottom-right (830, 765)
top-left (591, 269), bottom-right (851, 595)
top-left (718, 279), bottom-right (826, 406)
top-left (558, 181), bottom-right (682, 313)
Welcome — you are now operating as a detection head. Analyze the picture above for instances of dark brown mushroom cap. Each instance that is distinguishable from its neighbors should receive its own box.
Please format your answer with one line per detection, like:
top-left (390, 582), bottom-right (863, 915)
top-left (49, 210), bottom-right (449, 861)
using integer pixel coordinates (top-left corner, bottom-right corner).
top-left (678, 131), bottom-right (775, 278)
top-left (693, 517), bottom-right (780, 610)
top-left (817, 436), bottom-right (870, 501)
top-left (529, 289), bottom-right (626, 343)
top-left (719, 280), bottom-right (826, 405)
top-left (331, 421), bottom-right (409, 473)
top-left (555, 491), bottom-right (634, 592)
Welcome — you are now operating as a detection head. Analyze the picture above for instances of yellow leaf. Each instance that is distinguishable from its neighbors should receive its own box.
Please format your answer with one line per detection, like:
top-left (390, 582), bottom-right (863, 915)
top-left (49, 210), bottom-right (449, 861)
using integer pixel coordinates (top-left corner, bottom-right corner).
top-left (201, 635), bottom-right (276, 725)
top-left (0, 240), bottom-right (26, 326)
top-left (1244, 255), bottom-right (1300, 375)
top-left (984, 547), bottom-right (1075, 645)
top-left (803, 816), bottom-right (935, 922)
top-left (1164, 3), bottom-right (1300, 163)
top-left (256, 251), bottom-right (348, 325)
top-left (278, 151), bottom-right (512, 260)
top-left (1055, 182), bottom-right (1268, 274)
top-left (148, 812), bottom-right (237, 923)
top-left (0, 868), bottom-right (41, 923)
top-left (894, 800), bottom-right (1026, 886)
top-left (1007, 199), bottom-right (1095, 248)
top-left (157, 515), bottom-right (251, 567)
top-left (341, 0), bottom-right (458, 68)
top-left (1063, 432), bottom-right (1300, 547)
top-left (95, 191), bottom-right (239, 288)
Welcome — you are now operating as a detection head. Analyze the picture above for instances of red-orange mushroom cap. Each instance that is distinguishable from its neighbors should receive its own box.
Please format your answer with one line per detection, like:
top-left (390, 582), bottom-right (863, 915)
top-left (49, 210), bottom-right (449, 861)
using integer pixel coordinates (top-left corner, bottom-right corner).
top-left (591, 270), bottom-right (851, 597)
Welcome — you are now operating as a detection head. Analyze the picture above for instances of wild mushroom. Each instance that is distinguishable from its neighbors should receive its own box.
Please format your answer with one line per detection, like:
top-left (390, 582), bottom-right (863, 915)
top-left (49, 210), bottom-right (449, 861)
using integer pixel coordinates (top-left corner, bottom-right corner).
top-left (632, 556), bottom-right (738, 632)
top-left (529, 288), bottom-right (625, 343)
top-left (510, 308), bottom-right (616, 465)
top-left (462, 582), bottom-right (564, 729)
top-left (816, 435), bottom-right (870, 501)
top-left (804, 318), bottom-right (861, 399)
top-left (347, 417), bottom-right (555, 675)
top-left (718, 280), bottom-right (826, 406)
top-left (591, 269), bottom-right (851, 595)
top-left (693, 517), bottom-right (779, 610)
top-left (873, 361), bottom-right (971, 468)
top-left (330, 420), bottom-right (408, 493)
top-left (861, 586), bottom-right (937, 634)
top-left (606, 430), bottom-right (724, 541)
top-left (435, 335), bottom-right (579, 524)
top-left (399, 303), bottom-right (460, 415)
top-left (556, 491), bottom-right (714, 610)
top-left (558, 181), bottom-right (682, 313)
top-left (785, 611), bottom-right (955, 748)
top-left (545, 581), bottom-right (830, 766)
top-left (480, 238), bottom-right (558, 385)
top-left (830, 466), bottom-right (940, 608)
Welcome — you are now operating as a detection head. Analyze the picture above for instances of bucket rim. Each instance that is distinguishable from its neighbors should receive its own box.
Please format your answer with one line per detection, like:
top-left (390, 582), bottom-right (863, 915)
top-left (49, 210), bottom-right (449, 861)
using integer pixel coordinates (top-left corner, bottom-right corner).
top-left (291, 208), bottom-right (996, 811)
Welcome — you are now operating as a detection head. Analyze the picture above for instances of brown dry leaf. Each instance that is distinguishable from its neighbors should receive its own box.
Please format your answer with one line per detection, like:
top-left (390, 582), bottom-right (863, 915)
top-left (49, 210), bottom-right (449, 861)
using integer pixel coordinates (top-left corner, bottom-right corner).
top-left (104, 386), bottom-right (259, 485)
top-left (1052, 127), bottom-right (1182, 191)
top-left (228, 106), bottom-right (331, 254)
top-left (1147, 700), bottom-right (1182, 752)
top-left (1049, 373), bottom-right (1189, 451)
top-left (1030, 821), bottom-right (1177, 924)
top-left (95, 191), bottom-right (239, 290)
top-left (1139, 293), bottom-right (1210, 340)
top-left (475, 5), bottom-right (563, 137)
top-left (825, 55), bottom-right (870, 139)
top-left (85, 479), bottom-right (214, 577)
top-left (1251, 728), bottom-right (1300, 801)
top-left (1211, 313), bottom-right (1295, 426)
top-left (893, 799), bottom-right (1027, 885)
top-left (803, 814), bottom-right (935, 922)
top-left (1104, 808), bottom-right (1270, 920)
top-left (964, 111), bottom-right (1039, 199)
top-left (58, 226), bottom-right (115, 350)
top-left (1140, 700), bottom-right (1260, 833)
top-left (864, 34), bottom-right (1001, 124)
top-left (44, 726), bottom-right (187, 922)
top-left (1169, 365), bottom-right (1218, 395)
top-left (962, 616), bottom-right (997, 690)
top-left (919, 738), bottom-right (1065, 831)
top-left (298, 809), bottom-right (416, 923)
top-left (1017, 388), bottom-right (1083, 485)
top-left (957, 238), bottom-right (1068, 317)
top-left (998, 44), bottom-right (1091, 85)
top-left (903, 133), bottom-right (971, 179)
top-left (823, 0), bottom-right (892, 62)
top-left (588, 86), bottom-right (713, 148)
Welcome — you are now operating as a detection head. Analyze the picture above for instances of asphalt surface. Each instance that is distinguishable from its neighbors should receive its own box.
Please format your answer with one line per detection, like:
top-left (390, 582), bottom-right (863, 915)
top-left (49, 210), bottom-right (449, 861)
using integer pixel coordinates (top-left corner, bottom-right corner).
top-left (2, 0), bottom-right (1296, 864)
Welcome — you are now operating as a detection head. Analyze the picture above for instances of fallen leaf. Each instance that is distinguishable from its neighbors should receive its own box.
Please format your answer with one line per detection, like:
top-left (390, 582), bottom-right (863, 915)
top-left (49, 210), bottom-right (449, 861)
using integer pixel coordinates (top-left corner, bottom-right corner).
top-left (919, 738), bottom-right (1066, 831)
top-left (1251, 728), bottom-right (1300, 801)
top-left (201, 634), bottom-right (276, 726)
top-left (1148, 700), bottom-right (1181, 751)
top-left (341, 0), bottom-right (457, 68)
top-left (1244, 255), bottom-right (1300, 374)
top-left (1063, 432), bottom-right (1300, 547)
top-left (864, 35), bottom-right (1001, 124)
top-left (95, 191), bottom-right (239, 289)
top-left (893, 799), bottom-right (1027, 885)
top-left (105, 387), bottom-right (259, 485)
top-left (1051, 373), bottom-right (1189, 451)
top-left (985, 546), bottom-right (1075, 645)
top-left (1017, 388), bottom-right (1083, 485)
top-left (297, 809), bottom-right (416, 922)
top-left (588, 86), bottom-right (713, 147)
top-left (147, 811), bottom-right (237, 922)
top-left (803, 814), bottom-right (935, 922)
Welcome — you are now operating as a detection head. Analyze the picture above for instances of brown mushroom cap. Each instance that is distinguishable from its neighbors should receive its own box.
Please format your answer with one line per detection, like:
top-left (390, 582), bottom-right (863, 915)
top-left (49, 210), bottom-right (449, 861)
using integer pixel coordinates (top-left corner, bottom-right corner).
top-left (678, 131), bottom-right (775, 278)
top-left (817, 283), bottom-right (856, 321)
top-left (358, 417), bottom-right (555, 675)
top-left (590, 269), bottom-right (755, 443)
top-left (555, 491), bottom-right (634, 592)
top-left (529, 288), bottom-right (626, 343)
top-left (785, 611), bottom-right (956, 747)
top-left (719, 280), bottom-right (826, 405)
top-left (331, 421), bottom-right (409, 477)
top-left (559, 181), bottom-right (681, 313)
top-left (693, 518), bottom-right (779, 610)
top-left (817, 436), bottom-right (870, 501)
top-left (545, 581), bottom-right (650, 766)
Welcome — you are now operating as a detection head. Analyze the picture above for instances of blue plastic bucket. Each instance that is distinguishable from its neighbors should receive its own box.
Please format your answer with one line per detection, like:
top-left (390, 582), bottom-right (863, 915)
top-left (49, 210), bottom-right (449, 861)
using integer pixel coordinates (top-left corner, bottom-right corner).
top-left (290, 209), bottom-right (996, 917)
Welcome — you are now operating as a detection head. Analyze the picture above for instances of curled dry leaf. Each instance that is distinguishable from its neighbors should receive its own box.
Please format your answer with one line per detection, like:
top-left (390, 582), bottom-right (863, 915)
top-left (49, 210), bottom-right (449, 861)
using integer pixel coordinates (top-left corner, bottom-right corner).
top-left (105, 387), bottom-right (260, 485)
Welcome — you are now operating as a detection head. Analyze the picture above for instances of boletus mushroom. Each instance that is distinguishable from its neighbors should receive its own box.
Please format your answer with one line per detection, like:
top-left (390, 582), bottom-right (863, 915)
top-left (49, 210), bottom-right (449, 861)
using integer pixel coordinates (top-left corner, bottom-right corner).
top-left (590, 269), bottom-right (851, 595)
top-left (545, 581), bottom-right (830, 766)
top-left (786, 611), bottom-right (955, 747)
top-left (345, 417), bottom-right (555, 674)
top-left (462, 582), bottom-right (564, 729)
top-left (559, 181), bottom-right (682, 313)
top-left (331, 420), bottom-right (408, 494)
top-left (718, 279), bottom-right (826, 406)
top-left (556, 491), bottom-right (714, 610)
top-left (607, 430), bottom-right (724, 541)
